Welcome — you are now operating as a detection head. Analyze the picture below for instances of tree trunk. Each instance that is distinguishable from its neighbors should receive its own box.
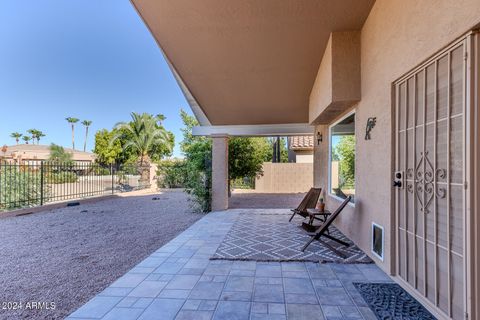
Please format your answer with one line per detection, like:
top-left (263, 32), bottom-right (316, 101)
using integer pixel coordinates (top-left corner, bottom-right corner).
top-left (71, 124), bottom-right (75, 150)
top-left (137, 155), bottom-right (150, 189)
top-left (83, 127), bottom-right (89, 152)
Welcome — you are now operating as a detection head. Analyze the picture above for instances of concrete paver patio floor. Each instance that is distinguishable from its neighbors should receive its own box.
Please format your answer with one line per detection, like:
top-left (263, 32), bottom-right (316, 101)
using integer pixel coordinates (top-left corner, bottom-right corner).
top-left (68, 209), bottom-right (392, 320)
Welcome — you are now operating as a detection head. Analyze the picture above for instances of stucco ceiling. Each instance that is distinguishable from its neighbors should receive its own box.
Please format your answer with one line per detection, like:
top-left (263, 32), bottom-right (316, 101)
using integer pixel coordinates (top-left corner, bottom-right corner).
top-left (131, 0), bottom-right (375, 125)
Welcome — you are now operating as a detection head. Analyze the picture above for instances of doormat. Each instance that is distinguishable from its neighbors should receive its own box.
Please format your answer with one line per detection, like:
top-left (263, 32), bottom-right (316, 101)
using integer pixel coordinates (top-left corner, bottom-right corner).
top-left (353, 282), bottom-right (436, 320)
top-left (211, 213), bottom-right (372, 263)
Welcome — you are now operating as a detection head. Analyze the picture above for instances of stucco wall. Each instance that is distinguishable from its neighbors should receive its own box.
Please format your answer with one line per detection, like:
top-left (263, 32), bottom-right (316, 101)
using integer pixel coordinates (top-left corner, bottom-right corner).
top-left (295, 151), bottom-right (314, 164)
top-left (309, 32), bottom-right (361, 124)
top-left (311, 0), bottom-right (480, 276)
top-left (255, 162), bottom-right (313, 193)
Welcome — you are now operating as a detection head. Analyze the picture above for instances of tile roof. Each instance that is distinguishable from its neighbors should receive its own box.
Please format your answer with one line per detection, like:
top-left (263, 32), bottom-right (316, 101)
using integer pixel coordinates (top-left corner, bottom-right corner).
top-left (288, 136), bottom-right (314, 150)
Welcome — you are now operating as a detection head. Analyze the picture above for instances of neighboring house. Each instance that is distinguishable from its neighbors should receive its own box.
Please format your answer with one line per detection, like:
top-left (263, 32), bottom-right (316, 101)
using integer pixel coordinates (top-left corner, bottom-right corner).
top-left (132, 1), bottom-right (480, 319)
top-left (0, 144), bottom-right (96, 163)
top-left (287, 136), bottom-right (314, 163)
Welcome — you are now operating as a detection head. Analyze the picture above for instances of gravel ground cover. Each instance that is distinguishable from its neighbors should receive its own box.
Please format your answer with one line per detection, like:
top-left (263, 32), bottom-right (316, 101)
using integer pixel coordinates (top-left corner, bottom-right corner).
top-left (0, 189), bottom-right (202, 320)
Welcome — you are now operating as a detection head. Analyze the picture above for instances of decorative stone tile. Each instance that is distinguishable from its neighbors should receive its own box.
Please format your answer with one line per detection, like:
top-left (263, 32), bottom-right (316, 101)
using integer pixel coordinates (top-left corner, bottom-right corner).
top-left (268, 303), bottom-right (285, 315)
top-left (69, 296), bottom-right (123, 319)
top-left (175, 310), bottom-right (213, 320)
top-left (116, 297), bottom-right (138, 308)
top-left (253, 285), bottom-right (284, 303)
top-left (182, 299), bottom-right (202, 311)
top-left (138, 257), bottom-right (167, 268)
top-left (165, 275), bottom-right (201, 290)
top-left (321, 306), bottom-right (342, 318)
top-left (98, 287), bottom-right (133, 297)
top-left (284, 293), bottom-right (318, 305)
top-left (283, 278), bottom-right (315, 294)
top-left (158, 289), bottom-right (191, 299)
top-left (189, 282), bottom-right (224, 300)
top-left (132, 297), bottom-right (153, 309)
top-left (102, 307), bottom-right (144, 320)
top-left (137, 298), bottom-right (184, 320)
top-left (224, 276), bottom-right (254, 292)
top-left (251, 302), bottom-right (268, 314)
top-left (128, 281), bottom-right (167, 298)
top-left (198, 300), bottom-right (217, 311)
top-left (68, 210), bottom-right (397, 320)
top-left (110, 274), bottom-right (148, 288)
top-left (213, 301), bottom-right (251, 320)
top-left (339, 306), bottom-right (363, 319)
top-left (286, 304), bottom-right (324, 320)
top-left (315, 287), bottom-right (354, 306)
top-left (250, 314), bottom-right (286, 320)
top-left (254, 277), bottom-right (282, 285)
top-left (220, 291), bottom-right (252, 302)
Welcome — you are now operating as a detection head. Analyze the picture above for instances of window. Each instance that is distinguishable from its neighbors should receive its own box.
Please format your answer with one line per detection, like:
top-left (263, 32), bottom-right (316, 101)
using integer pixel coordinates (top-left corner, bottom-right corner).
top-left (329, 112), bottom-right (355, 202)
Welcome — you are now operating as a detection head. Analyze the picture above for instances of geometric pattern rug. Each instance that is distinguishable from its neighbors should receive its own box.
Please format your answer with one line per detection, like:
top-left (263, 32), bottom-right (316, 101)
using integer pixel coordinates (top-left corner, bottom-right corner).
top-left (211, 212), bottom-right (373, 263)
top-left (353, 282), bottom-right (437, 320)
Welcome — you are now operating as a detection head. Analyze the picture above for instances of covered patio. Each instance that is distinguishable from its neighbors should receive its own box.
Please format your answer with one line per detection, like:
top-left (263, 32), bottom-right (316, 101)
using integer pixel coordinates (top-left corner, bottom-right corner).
top-left (117, 0), bottom-right (480, 319)
top-left (67, 208), bottom-right (393, 320)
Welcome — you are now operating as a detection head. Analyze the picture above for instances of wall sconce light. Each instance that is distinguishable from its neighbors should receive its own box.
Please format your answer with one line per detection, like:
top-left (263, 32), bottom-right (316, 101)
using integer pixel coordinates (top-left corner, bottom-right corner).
top-left (316, 131), bottom-right (323, 145)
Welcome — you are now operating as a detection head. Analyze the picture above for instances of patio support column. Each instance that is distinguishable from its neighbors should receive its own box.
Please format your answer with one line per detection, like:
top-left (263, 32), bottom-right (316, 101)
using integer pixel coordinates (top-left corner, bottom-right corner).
top-left (313, 124), bottom-right (328, 189)
top-left (211, 134), bottom-right (229, 211)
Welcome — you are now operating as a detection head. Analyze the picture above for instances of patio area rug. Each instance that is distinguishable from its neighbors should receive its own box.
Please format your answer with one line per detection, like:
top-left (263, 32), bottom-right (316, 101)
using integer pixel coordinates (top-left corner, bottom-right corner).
top-left (353, 282), bottom-right (436, 319)
top-left (211, 212), bottom-right (372, 263)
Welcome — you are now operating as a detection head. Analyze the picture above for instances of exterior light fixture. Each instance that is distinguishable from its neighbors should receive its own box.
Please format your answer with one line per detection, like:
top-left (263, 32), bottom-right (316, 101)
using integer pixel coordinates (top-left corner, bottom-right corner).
top-left (317, 131), bottom-right (322, 145)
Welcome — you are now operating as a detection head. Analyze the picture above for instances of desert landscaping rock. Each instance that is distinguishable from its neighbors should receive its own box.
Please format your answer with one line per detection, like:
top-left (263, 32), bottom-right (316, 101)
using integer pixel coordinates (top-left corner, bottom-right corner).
top-left (0, 189), bottom-right (202, 320)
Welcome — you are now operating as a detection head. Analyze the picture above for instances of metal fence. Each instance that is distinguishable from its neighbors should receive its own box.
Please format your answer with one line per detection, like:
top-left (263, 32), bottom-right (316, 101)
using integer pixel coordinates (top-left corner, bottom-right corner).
top-left (0, 160), bottom-right (151, 211)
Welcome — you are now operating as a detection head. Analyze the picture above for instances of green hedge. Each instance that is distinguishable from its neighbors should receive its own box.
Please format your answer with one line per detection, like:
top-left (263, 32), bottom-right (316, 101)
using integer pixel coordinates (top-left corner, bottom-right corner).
top-left (157, 159), bottom-right (188, 188)
top-left (46, 171), bottom-right (78, 184)
top-left (0, 165), bottom-right (42, 210)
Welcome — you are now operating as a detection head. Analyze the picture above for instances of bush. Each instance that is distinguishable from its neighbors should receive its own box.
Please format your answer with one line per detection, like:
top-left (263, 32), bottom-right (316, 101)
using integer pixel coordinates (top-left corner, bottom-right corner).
top-left (46, 171), bottom-right (78, 184)
top-left (91, 165), bottom-right (110, 176)
top-left (157, 159), bottom-right (187, 188)
top-left (0, 164), bottom-right (43, 210)
top-left (231, 176), bottom-right (255, 189)
top-left (184, 158), bottom-right (211, 212)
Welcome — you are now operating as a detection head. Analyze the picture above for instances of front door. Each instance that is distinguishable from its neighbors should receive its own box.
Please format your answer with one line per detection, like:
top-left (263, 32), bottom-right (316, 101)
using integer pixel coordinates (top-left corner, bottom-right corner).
top-left (394, 36), bottom-right (470, 319)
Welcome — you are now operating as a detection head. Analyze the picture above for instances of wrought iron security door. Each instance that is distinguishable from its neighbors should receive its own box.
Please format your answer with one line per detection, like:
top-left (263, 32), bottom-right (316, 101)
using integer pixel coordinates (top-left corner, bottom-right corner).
top-left (394, 39), bottom-right (468, 320)
top-left (405, 151), bottom-right (446, 214)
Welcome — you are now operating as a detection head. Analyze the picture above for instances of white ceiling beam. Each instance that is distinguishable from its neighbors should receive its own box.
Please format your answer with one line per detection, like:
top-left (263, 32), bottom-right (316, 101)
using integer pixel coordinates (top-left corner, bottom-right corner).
top-left (192, 124), bottom-right (314, 137)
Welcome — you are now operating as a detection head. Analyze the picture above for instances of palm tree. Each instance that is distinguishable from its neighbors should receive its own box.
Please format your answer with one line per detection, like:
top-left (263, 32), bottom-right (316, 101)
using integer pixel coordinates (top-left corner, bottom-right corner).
top-left (27, 129), bottom-right (37, 144)
top-left (10, 132), bottom-right (22, 144)
top-left (27, 129), bottom-right (45, 144)
top-left (22, 136), bottom-right (31, 144)
top-left (111, 113), bottom-right (171, 165)
top-left (65, 117), bottom-right (79, 150)
top-left (36, 130), bottom-right (46, 144)
top-left (81, 120), bottom-right (92, 152)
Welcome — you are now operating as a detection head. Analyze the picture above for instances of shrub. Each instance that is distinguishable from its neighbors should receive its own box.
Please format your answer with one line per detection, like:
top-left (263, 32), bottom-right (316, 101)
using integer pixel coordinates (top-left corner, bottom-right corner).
top-left (92, 165), bottom-right (110, 176)
top-left (157, 159), bottom-right (187, 188)
top-left (0, 164), bottom-right (43, 210)
top-left (46, 171), bottom-right (78, 184)
top-left (231, 176), bottom-right (255, 189)
top-left (184, 157), bottom-right (211, 212)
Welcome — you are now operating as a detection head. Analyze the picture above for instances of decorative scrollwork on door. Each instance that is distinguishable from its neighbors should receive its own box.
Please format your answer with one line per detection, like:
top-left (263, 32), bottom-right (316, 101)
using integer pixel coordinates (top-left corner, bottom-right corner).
top-left (406, 151), bottom-right (446, 213)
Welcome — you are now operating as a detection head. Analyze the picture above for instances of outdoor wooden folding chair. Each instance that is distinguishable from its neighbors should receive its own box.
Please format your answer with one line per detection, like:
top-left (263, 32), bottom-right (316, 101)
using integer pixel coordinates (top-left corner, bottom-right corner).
top-left (301, 196), bottom-right (352, 258)
top-left (288, 187), bottom-right (321, 222)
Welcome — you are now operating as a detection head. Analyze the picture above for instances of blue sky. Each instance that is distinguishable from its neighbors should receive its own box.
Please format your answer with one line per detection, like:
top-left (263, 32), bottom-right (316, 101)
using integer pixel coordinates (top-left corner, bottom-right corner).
top-left (0, 0), bottom-right (191, 157)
